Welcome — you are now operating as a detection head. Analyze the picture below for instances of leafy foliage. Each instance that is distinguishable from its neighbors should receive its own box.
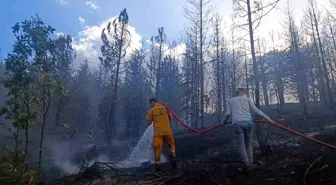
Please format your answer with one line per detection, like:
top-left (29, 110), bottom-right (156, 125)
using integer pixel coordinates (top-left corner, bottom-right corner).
top-left (0, 149), bottom-right (42, 185)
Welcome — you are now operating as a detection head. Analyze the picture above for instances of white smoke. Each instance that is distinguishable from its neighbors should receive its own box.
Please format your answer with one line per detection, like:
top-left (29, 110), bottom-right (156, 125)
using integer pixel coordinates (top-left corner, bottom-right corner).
top-left (51, 124), bottom-right (168, 173)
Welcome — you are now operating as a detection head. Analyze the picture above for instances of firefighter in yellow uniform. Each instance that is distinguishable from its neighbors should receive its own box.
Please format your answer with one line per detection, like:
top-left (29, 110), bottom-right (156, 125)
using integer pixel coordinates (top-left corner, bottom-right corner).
top-left (147, 98), bottom-right (177, 172)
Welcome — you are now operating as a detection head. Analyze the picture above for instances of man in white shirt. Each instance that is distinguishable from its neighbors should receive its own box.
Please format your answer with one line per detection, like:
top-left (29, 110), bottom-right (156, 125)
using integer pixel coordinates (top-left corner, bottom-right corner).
top-left (222, 88), bottom-right (275, 168)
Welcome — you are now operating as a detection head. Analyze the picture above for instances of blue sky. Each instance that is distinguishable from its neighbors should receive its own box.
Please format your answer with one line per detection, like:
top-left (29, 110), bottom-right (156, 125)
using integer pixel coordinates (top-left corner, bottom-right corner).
top-left (0, 0), bottom-right (331, 66)
top-left (0, 0), bottom-right (186, 57)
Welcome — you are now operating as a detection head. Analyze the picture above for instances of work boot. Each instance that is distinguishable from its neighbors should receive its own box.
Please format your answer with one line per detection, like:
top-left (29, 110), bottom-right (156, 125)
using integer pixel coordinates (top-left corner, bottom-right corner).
top-left (238, 164), bottom-right (252, 174)
top-left (155, 164), bottom-right (161, 173)
top-left (170, 154), bottom-right (177, 170)
top-left (171, 160), bottom-right (177, 170)
top-left (155, 164), bottom-right (167, 176)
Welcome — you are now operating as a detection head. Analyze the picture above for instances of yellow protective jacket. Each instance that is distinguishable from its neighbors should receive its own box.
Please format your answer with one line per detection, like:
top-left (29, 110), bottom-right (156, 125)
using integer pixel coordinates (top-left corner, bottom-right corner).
top-left (147, 103), bottom-right (173, 136)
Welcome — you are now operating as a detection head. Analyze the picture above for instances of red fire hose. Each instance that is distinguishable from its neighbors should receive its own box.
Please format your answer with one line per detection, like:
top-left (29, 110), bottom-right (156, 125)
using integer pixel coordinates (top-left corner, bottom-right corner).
top-left (164, 104), bottom-right (336, 150)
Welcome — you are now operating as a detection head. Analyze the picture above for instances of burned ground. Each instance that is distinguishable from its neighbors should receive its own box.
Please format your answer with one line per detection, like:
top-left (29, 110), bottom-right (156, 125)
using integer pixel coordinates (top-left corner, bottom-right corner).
top-left (56, 114), bottom-right (336, 185)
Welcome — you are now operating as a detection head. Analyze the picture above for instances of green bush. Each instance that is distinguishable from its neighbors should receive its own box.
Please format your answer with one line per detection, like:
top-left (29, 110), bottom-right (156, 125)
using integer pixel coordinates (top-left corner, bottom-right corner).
top-left (0, 149), bottom-right (42, 185)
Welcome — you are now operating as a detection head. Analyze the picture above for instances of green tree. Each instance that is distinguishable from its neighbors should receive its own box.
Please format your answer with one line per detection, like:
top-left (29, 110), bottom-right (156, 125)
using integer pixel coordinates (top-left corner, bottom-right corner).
top-left (52, 34), bottom-right (75, 128)
top-left (122, 49), bottom-right (149, 138)
top-left (1, 15), bottom-right (67, 172)
top-left (0, 17), bottom-right (42, 161)
top-left (99, 8), bottom-right (131, 143)
top-left (160, 55), bottom-right (181, 113)
top-left (65, 59), bottom-right (93, 133)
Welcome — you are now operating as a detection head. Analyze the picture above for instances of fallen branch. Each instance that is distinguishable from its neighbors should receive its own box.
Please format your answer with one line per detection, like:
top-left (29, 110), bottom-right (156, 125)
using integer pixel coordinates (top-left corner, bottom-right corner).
top-left (178, 177), bottom-right (188, 184)
top-left (208, 178), bottom-right (223, 185)
top-left (28, 177), bottom-right (33, 185)
top-left (158, 176), bottom-right (179, 185)
top-left (303, 156), bottom-right (322, 185)
top-left (308, 165), bottom-right (328, 174)
top-left (140, 177), bottom-right (170, 185)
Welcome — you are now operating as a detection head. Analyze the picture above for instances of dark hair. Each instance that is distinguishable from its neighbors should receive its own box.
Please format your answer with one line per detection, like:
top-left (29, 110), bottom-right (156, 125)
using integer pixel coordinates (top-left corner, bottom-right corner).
top-left (236, 88), bottom-right (246, 96)
top-left (149, 98), bottom-right (158, 103)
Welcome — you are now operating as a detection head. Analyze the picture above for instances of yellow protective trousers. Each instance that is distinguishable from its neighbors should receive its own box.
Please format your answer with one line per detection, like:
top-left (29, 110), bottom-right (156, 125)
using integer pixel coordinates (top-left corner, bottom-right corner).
top-left (153, 135), bottom-right (176, 166)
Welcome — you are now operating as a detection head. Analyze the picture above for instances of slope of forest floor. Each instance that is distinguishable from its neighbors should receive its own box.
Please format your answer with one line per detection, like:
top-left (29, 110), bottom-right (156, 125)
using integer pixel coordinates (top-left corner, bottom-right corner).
top-left (2, 111), bottom-right (335, 185)
top-left (56, 121), bottom-right (336, 185)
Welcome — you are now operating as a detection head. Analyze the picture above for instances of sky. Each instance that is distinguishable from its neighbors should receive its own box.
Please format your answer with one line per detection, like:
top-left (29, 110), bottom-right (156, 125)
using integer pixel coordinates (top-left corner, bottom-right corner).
top-left (0, 0), bottom-right (333, 67)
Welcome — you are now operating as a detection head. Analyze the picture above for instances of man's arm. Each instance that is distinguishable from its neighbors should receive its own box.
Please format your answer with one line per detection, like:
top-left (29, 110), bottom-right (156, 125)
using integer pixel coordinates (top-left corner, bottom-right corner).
top-left (248, 98), bottom-right (271, 120)
top-left (146, 109), bottom-right (153, 126)
top-left (222, 101), bottom-right (231, 123)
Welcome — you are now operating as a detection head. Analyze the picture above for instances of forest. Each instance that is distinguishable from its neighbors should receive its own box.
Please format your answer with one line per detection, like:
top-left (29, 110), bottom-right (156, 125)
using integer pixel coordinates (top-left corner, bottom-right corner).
top-left (1, 0), bottom-right (336, 184)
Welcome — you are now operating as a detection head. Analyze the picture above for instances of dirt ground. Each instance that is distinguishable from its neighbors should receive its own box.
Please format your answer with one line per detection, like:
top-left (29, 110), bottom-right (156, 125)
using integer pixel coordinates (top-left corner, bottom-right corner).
top-left (56, 119), bottom-right (336, 185)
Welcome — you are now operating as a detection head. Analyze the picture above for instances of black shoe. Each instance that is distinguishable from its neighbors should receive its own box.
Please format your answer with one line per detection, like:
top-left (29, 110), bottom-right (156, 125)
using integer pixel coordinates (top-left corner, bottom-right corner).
top-left (168, 153), bottom-right (178, 170)
top-left (171, 160), bottom-right (177, 170)
top-left (238, 166), bottom-right (252, 174)
top-left (170, 155), bottom-right (177, 170)
top-left (155, 169), bottom-right (161, 176)
top-left (155, 166), bottom-right (167, 177)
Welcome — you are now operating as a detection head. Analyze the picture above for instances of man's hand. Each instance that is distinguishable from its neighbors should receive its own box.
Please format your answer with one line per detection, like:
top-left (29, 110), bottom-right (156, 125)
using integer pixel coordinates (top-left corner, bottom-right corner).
top-left (267, 119), bottom-right (276, 125)
top-left (223, 120), bottom-right (230, 125)
top-left (222, 115), bottom-right (230, 125)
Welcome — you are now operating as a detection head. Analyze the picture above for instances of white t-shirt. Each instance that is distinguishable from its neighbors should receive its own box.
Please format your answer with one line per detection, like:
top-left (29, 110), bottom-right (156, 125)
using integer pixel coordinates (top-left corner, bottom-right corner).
top-left (223, 96), bottom-right (270, 122)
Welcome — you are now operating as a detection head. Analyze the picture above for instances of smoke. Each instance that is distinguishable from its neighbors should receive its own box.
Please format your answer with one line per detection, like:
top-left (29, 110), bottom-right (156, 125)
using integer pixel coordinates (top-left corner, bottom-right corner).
top-left (51, 141), bottom-right (81, 174)
top-left (50, 124), bottom-right (167, 174)
top-left (50, 140), bottom-right (113, 174)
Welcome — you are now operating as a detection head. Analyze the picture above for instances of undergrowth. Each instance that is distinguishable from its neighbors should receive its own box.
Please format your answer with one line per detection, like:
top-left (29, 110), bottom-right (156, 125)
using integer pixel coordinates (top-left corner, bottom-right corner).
top-left (0, 149), bottom-right (42, 185)
top-left (56, 132), bottom-right (336, 185)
